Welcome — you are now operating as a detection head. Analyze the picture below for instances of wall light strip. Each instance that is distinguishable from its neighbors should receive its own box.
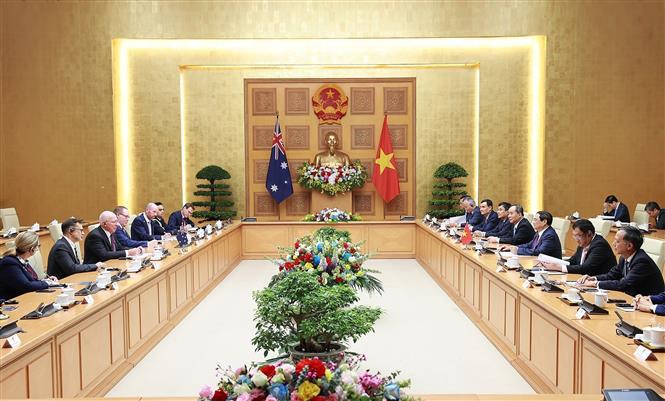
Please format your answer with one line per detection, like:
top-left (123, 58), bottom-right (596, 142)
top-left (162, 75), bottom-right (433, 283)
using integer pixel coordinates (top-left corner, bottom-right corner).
top-left (474, 66), bottom-right (480, 201)
top-left (180, 63), bottom-right (479, 70)
top-left (112, 41), bottom-right (133, 209)
top-left (179, 71), bottom-right (187, 206)
top-left (528, 36), bottom-right (546, 212)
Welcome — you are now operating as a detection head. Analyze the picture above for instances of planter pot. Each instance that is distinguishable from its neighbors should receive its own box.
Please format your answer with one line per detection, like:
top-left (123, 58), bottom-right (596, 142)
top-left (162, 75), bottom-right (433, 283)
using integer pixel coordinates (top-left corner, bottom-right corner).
top-left (289, 343), bottom-right (347, 365)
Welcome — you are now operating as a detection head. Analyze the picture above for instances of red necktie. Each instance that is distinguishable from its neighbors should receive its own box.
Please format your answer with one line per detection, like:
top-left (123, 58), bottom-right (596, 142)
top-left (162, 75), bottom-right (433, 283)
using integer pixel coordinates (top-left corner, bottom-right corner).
top-left (110, 233), bottom-right (117, 251)
top-left (24, 262), bottom-right (38, 280)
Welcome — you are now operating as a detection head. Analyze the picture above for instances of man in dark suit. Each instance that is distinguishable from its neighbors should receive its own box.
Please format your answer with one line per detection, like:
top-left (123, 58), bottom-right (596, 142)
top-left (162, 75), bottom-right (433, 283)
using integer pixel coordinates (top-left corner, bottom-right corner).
top-left (578, 226), bottom-right (665, 296)
top-left (47, 218), bottom-right (103, 279)
top-left (542, 219), bottom-right (615, 275)
top-left (513, 211), bottom-right (562, 258)
top-left (131, 203), bottom-right (168, 241)
top-left (472, 199), bottom-right (499, 233)
top-left (478, 202), bottom-right (512, 238)
top-left (460, 196), bottom-right (483, 227)
top-left (84, 211), bottom-right (141, 264)
top-left (645, 201), bottom-right (665, 229)
top-left (114, 206), bottom-right (152, 248)
top-left (635, 291), bottom-right (665, 316)
top-left (488, 204), bottom-right (535, 246)
top-left (603, 194), bottom-right (630, 223)
top-left (152, 201), bottom-right (167, 236)
top-left (166, 203), bottom-right (196, 234)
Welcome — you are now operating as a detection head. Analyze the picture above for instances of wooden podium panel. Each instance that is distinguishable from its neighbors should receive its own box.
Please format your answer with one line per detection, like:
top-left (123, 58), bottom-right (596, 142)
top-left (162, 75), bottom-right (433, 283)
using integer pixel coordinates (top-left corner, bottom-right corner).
top-left (310, 191), bottom-right (352, 213)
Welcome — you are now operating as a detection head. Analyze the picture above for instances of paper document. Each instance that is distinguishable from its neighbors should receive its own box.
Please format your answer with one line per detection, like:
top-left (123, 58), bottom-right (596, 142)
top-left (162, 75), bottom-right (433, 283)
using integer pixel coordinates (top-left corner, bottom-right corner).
top-left (598, 215), bottom-right (615, 220)
top-left (538, 253), bottom-right (570, 266)
top-left (447, 215), bottom-right (466, 225)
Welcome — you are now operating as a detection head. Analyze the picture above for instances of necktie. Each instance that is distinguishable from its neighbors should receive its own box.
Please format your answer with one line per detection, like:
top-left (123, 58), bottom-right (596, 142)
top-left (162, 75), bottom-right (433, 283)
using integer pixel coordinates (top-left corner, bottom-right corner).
top-left (580, 248), bottom-right (588, 264)
top-left (24, 262), bottom-right (38, 280)
top-left (74, 245), bottom-right (81, 264)
top-left (146, 215), bottom-right (152, 235)
top-left (623, 259), bottom-right (630, 276)
top-left (110, 233), bottom-right (117, 251)
top-left (531, 234), bottom-right (541, 250)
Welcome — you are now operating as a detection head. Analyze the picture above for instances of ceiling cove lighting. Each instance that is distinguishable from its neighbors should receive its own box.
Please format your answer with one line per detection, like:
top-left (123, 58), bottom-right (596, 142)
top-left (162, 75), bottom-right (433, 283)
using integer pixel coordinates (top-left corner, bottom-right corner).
top-left (112, 37), bottom-right (545, 212)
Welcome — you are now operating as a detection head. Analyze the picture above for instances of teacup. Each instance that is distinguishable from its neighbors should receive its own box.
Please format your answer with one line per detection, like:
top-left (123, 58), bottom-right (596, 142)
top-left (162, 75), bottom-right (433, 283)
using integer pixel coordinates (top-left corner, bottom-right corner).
top-left (643, 326), bottom-right (665, 347)
top-left (567, 288), bottom-right (581, 301)
top-left (594, 290), bottom-right (608, 307)
top-left (56, 293), bottom-right (70, 306)
top-left (62, 287), bottom-right (76, 304)
top-left (533, 271), bottom-right (548, 284)
top-left (96, 272), bottom-right (111, 288)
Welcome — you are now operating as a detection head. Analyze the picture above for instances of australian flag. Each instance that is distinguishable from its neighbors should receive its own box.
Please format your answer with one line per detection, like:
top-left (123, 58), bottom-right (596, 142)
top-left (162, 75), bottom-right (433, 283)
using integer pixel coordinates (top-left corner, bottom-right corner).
top-left (265, 116), bottom-right (293, 203)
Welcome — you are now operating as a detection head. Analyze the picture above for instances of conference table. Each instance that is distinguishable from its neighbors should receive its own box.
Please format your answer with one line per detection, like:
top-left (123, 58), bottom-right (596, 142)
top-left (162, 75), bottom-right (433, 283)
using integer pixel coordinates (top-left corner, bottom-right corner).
top-left (1, 221), bottom-right (663, 400)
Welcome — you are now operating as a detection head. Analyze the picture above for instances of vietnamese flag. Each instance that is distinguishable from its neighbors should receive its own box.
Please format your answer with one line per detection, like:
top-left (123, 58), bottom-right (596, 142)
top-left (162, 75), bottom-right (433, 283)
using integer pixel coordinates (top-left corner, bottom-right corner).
top-left (461, 224), bottom-right (473, 245)
top-left (372, 115), bottom-right (400, 203)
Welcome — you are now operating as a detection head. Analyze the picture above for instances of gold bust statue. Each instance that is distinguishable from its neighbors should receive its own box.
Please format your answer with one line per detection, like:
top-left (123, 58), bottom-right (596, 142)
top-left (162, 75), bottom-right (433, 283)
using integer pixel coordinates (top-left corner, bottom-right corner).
top-left (314, 131), bottom-right (351, 168)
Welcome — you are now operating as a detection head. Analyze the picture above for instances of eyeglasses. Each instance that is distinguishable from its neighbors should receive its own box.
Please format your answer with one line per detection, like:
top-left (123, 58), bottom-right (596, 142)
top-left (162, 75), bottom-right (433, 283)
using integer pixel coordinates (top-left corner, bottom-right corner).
top-left (119, 214), bottom-right (130, 218)
top-left (158, 208), bottom-right (164, 212)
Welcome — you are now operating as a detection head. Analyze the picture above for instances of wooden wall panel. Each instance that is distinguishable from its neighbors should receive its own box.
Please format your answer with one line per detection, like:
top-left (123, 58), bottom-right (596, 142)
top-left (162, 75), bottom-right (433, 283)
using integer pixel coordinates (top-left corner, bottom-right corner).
top-left (80, 318), bottom-right (111, 389)
top-left (246, 79), bottom-right (415, 221)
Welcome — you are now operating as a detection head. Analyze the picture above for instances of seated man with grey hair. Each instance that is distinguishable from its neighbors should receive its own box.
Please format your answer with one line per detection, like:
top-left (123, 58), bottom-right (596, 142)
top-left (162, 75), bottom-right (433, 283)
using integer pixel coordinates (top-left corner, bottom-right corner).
top-left (487, 204), bottom-right (535, 246)
top-left (131, 202), bottom-right (170, 241)
top-left (84, 211), bottom-right (142, 264)
top-left (578, 226), bottom-right (665, 296)
top-left (461, 196), bottom-right (483, 227)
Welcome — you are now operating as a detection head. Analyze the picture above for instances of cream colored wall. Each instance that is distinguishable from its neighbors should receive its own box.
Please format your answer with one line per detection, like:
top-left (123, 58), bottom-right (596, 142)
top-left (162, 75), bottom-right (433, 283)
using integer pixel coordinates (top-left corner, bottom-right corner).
top-left (0, 1), bottom-right (663, 224)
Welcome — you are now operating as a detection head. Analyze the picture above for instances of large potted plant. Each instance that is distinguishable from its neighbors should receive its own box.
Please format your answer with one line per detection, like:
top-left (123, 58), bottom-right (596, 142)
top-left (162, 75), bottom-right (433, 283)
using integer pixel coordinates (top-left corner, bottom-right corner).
top-left (428, 162), bottom-right (468, 219)
top-left (252, 270), bottom-right (382, 361)
top-left (192, 165), bottom-right (237, 221)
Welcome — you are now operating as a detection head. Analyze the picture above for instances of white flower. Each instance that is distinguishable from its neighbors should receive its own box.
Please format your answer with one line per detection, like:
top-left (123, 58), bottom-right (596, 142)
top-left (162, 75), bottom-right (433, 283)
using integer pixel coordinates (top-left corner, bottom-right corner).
top-left (341, 370), bottom-right (357, 385)
top-left (251, 370), bottom-right (269, 387)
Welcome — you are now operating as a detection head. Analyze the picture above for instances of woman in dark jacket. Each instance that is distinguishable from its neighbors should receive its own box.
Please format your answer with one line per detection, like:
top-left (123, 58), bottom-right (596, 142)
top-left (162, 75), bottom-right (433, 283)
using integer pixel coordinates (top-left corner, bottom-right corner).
top-left (0, 231), bottom-right (56, 300)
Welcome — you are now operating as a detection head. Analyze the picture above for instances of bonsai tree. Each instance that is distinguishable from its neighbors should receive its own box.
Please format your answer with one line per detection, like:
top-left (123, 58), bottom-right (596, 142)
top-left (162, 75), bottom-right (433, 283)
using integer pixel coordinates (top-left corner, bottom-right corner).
top-left (428, 162), bottom-right (468, 219)
top-left (252, 270), bottom-right (382, 356)
top-left (192, 165), bottom-right (237, 221)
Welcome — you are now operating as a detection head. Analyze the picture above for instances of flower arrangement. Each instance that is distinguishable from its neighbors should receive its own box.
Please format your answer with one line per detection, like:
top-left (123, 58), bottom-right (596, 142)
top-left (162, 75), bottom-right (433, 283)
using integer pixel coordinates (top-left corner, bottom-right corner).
top-left (198, 356), bottom-right (415, 401)
top-left (297, 162), bottom-right (367, 196)
top-left (304, 208), bottom-right (361, 223)
top-left (270, 227), bottom-right (382, 294)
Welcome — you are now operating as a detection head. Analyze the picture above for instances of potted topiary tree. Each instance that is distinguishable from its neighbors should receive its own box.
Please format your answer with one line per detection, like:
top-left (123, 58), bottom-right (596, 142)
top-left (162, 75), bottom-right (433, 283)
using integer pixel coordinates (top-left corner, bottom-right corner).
top-left (192, 165), bottom-right (237, 221)
top-left (252, 270), bottom-right (382, 361)
top-left (428, 162), bottom-right (468, 219)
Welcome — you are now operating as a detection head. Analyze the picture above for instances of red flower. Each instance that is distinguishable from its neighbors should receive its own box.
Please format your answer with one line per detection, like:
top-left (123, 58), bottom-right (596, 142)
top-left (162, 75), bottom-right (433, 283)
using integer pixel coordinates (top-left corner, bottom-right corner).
top-left (350, 248), bottom-right (356, 254)
top-left (284, 262), bottom-right (295, 270)
top-left (294, 258), bottom-right (302, 265)
top-left (335, 277), bottom-right (344, 283)
top-left (312, 397), bottom-right (327, 401)
top-left (304, 253), bottom-right (312, 262)
top-left (212, 389), bottom-right (228, 401)
top-left (343, 242), bottom-right (349, 249)
top-left (295, 358), bottom-right (326, 379)
top-left (259, 364), bottom-right (276, 378)
top-left (295, 241), bottom-right (300, 248)
top-left (325, 257), bottom-right (332, 266)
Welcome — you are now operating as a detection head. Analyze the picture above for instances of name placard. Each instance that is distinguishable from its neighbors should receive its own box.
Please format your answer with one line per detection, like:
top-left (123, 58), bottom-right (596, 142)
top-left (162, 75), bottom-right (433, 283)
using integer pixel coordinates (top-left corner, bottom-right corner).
top-left (3, 334), bottom-right (21, 349)
top-left (83, 295), bottom-right (94, 305)
top-left (522, 280), bottom-right (533, 289)
top-left (634, 345), bottom-right (657, 361)
top-left (496, 265), bottom-right (506, 273)
top-left (111, 282), bottom-right (119, 291)
top-left (575, 308), bottom-right (590, 320)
